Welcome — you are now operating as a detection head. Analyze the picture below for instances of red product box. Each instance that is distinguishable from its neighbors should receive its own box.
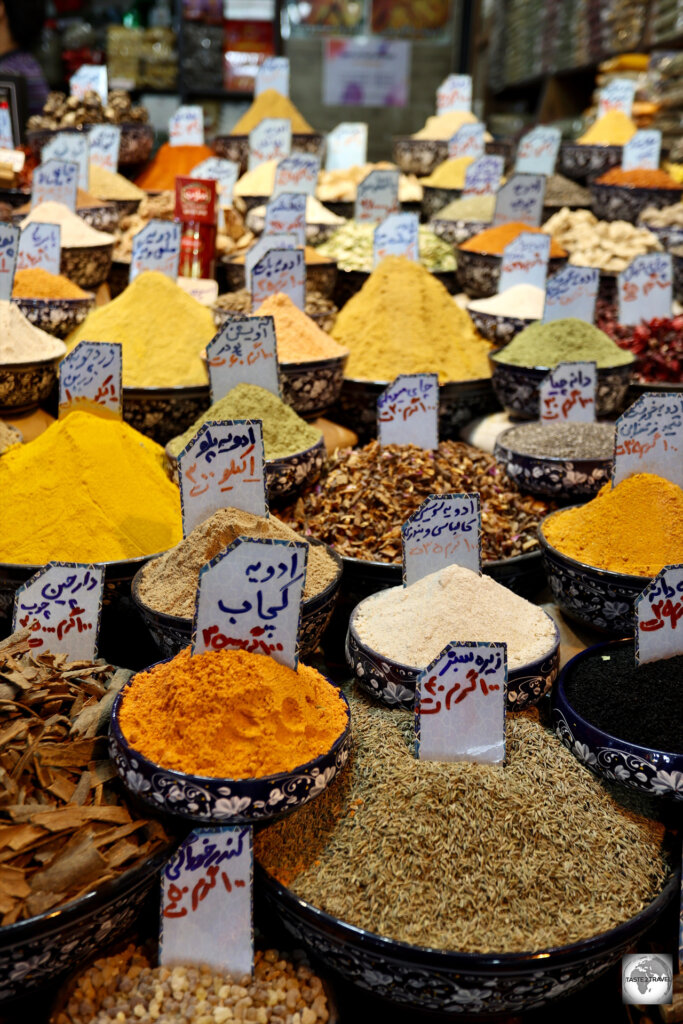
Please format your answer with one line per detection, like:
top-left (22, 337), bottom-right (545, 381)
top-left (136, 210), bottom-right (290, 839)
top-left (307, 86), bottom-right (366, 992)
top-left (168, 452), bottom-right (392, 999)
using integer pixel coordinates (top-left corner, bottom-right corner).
top-left (175, 176), bottom-right (218, 280)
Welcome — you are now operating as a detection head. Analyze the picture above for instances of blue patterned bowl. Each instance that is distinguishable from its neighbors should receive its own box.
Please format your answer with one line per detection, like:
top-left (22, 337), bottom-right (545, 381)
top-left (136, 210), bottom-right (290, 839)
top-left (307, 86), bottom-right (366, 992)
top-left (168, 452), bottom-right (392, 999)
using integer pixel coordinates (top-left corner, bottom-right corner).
top-left (280, 356), bottom-right (348, 419)
top-left (468, 308), bottom-right (537, 346)
top-left (430, 217), bottom-right (490, 247)
top-left (392, 136), bottom-right (447, 175)
top-left (109, 677), bottom-right (352, 825)
top-left (494, 428), bottom-right (612, 500)
top-left (0, 354), bottom-right (63, 415)
top-left (457, 249), bottom-right (567, 299)
top-left (213, 132), bottom-right (325, 176)
top-left (11, 294), bottom-right (95, 339)
top-left (257, 865), bottom-right (676, 1016)
top-left (553, 639), bottom-right (683, 801)
top-left (557, 142), bottom-right (623, 184)
top-left (591, 183), bottom-right (683, 224)
top-left (60, 242), bottom-right (114, 290)
top-left (345, 604), bottom-right (560, 711)
top-left (123, 384), bottom-right (210, 445)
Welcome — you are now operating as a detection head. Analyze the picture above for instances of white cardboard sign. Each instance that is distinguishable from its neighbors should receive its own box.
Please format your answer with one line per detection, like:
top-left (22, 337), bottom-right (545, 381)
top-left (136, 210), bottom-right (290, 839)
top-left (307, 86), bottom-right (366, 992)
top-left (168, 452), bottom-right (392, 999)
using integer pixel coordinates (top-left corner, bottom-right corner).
top-left (636, 565), bottom-right (683, 665)
top-left (498, 231), bottom-right (550, 292)
top-left (251, 247), bottom-right (305, 310)
top-left (58, 341), bottom-right (122, 420)
top-left (618, 253), bottom-right (672, 325)
top-left (355, 168), bottom-right (400, 223)
top-left (402, 493), bottom-right (481, 586)
top-left (436, 74), bottom-right (472, 113)
top-left (540, 361), bottom-right (597, 423)
top-left (373, 212), bottom-right (419, 265)
top-left (273, 154), bottom-right (319, 196)
top-left (543, 265), bottom-right (599, 323)
top-left (248, 118), bottom-right (292, 171)
top-left (325, 122), bottom-right (368, 170)
top-left (377, 373), bottom-right (439, 450)
top-left (12, 562), bottom-right (104, 661)
top-left (613, 393), bottom-right (683, 489)
top-left (448, 124), bottom-right (485, 160)
top-left (88, 124), bottom-right (121, 173)
top-left (31, 159), bottom-right (78, 210)
top-left (42, 133), bottom-right (89, 191)
top-left (169, 105), bottom-right (204, 147)
top-left (514, 126), bottom-right (561, 176)
top-left (493, 173), bottom-right (546, 227)
top-left (130, 220), bottom-right (181, 283)
top-left (207, 315), bottom-right (280, 401)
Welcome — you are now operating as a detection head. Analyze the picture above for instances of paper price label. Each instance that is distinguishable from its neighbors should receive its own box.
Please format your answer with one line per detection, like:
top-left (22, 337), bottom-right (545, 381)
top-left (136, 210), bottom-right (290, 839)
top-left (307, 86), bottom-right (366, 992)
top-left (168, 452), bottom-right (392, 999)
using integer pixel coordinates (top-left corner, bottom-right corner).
top-left (622, 129), bottom-right (662, 171)
top-left (415, 641), bottom-right (507, 764)
top-left (130, 219), bottom-right (181, 283)
top-left (59, 341), bottom-right (122, 420)
top-left (12, 562), bottom-right (104, 661)
top-left (373, 212), bottom-right (418, 265)
top-left (190, 157), bottom-right (239, 206)
top-left (42, 133), bottom-right (89, 191)
top-left (70, 64), bottom-right (108, 104)
top-left (32, 159), bottom-right (78, 210)
top-left (355, 168), bottom-right (400, 224)
top-left (613, 393), bottom-right (683, 489)
top-left (160, 828), bottom-right (253, 977)
top-left (193, 537), bottom-right (307, 669)
top-left (325, 122), bottom-right (368, 170)
top-left (273, 154), bottom-right (320, 197)
top-left (499, 232), bottom-right (550, 292)
top-left (265, 192), bottom-right (306, 246)
top-left (402, 493), bottom-right (481, 585)
top-left (494, 173), bottom-right (546, 227)
top-left (540, 361), bottom-right (597, 423)
top-left (543, 265), bottom-right (599, 322)
top-left (0, 223), bottom-right (18, 301)
top-left (176, 277), bottom-right (218, 306)
top-left (448, 124), bottom-right (485, 160)
top-left (244, 233), bottom-right (297, 292)
top-left (207, 316), bottom-right (280, 401)
top-left (0, 103), bottom-right (13, 149)
top-left (618, 253), bottom-right (672, 325)
top-left (179, 420), bottom-right (268, 534)
top-left (251, 247), bottom-right (305, 311)
top-left (0, 147), bottom-right (24, 173)
top-left (514, 126), bottom-right (561, 176)
top-left (18, 222), bottom-right (60, 276)
top-left (377, 373), bottom-right (439, 450)
top-left (89, 124), bottom-right (121, 174)
top-left (598, 79), bottom-right (636, 118)
top-left (169, 105), bottom-right (204, 147)
top-left (248, 118), bottom-right (292, 171)
top-left (636, 565), bottom-right (683, 665)
top-left (255, 57), bottom-right (290, 98)
top-left (436, 74), bottom-right (472, 113)
top-left (462, 155), bottom-right (504, 197)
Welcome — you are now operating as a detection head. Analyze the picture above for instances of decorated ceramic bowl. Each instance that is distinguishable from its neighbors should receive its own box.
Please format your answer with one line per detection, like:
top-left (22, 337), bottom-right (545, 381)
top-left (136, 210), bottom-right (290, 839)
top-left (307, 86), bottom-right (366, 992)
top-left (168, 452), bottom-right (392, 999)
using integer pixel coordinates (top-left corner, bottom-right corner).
top-left (60, 242), bottom-right (114, 289)
top-left (468, 308), bottom-right (536, 346)
top-left (106, 196), bottom-right (143, 221)
top-left (122, 384), bottom-right (210, 445)
top-left (391, 137), bottom-right (448, 175)
top-left (556, 142), bottom-right (623, 184)
top-left (213, 133), bottom-right (325, 176)
top-left (25, 123), bottom-right (154, 168)
top-left (421, 185), bottom-right (461, 221)
top-left (109, 675), bottom-right (351, 825)
top-left (590, 183), bottom-right (683, 224)
top-left (11, 293), bottom-right (95, 338)
top-left (494, 427), bottom-right (612, 500)
top-left (553, 639), bottom-right (683, 801)
top-left (334, 265), bottom-right (456, 306)
top-left (220, 253), bottom-right (338, 300)
top-left (0, 355), bottom-right (61, 415)
top-left (280, 354), bottom-right (348, 419)
top-left (457, 249), bottom-right (567, 299)
top-left (430, 216), bottom-right (490, 247)
top-left (12, 203), bottom-right (118, 233)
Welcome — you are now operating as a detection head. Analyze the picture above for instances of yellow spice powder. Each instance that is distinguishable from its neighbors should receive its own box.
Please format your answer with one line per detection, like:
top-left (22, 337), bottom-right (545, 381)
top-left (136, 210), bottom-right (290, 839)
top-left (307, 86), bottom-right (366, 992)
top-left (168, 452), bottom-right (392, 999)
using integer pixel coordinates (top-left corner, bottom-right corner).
top-left (577, 110), bottom-right (637, 145)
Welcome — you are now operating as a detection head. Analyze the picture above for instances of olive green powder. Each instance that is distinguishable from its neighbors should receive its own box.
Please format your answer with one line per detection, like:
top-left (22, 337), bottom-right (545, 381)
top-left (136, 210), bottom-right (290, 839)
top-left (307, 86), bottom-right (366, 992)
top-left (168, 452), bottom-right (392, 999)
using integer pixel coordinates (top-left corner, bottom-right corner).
top-left (493, 318), bottom-right (634, 369)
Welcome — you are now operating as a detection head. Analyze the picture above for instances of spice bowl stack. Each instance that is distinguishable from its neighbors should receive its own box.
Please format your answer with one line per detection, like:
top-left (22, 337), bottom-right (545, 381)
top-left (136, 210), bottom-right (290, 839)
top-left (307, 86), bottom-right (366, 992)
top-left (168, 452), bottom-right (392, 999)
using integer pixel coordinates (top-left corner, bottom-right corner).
top-left (12, 292), bottom-right (95, 339)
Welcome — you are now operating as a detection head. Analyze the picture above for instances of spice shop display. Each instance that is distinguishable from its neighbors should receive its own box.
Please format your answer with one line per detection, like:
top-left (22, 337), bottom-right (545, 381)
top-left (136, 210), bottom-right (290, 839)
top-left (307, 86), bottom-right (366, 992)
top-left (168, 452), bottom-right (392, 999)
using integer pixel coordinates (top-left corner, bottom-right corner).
top-left (596, 304), bottom-right (683, 384)
top-left (543, 174), bottom-right (592, 210)
top-left (316, 221), bottom-right (453, 274)
top-left (0, 298), bottom-right (66, 362)
top-left (27, 89), bottom-right (149, 132)
top-left (542, 208), bottom-right (662, 272)
top-left (492, 318), bottom-right (634, 369)
top-left (591, 166), bottom-right (683, 222)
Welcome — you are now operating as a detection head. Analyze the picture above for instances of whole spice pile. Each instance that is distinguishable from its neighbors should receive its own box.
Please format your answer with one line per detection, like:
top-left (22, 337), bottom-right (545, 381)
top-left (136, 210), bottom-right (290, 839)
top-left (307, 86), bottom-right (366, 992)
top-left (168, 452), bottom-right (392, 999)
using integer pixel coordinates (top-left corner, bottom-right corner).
top-left (252, 292), bottom-right (347, 362)
top-left (20, 201), bottom-right (115, 249)
top-left (640, 201), bottom-right (683, 227)
top-left (0, 299), bottom-right (66, 362)
top-left (596, 301), bottom-right (683, 383)
top-left (468, 283), bottom-right (545, 320)
top-left (544, 173), bottom-right (591, 208)
top-left (499, 421), bottom-right (616, 459)
top-left (231, 89), bottom-right (314, 134)
top-left (137, 506), bottom-right (339, 618)
top-left (577, 110), bottom-right (636, 145)
top-left (316, 162), bottom-right (422, 204)
top-left (118, 648), bottom-right (348, 778)
top-left (283, 441), bottom-right (550, 563)
top-left (493, 317), bottom-right (634, 368)
top-left (596, 167), bottom-right (683, 189)
top-left (0, 630), bottom-right (168, 924)
top-left (421, 156), bottom-right (476, 188)
top-left (436, 193), bottom-right (496, 222)
top-left (460, 222), bottom-right (566, 257)
top-left (55, 946), bottom-right (331, 1024)
top-left (542, 208), bottom-right (661, 272)
top-left (316, 221), bottom-right (454, 272)
top-left (135, 142), bottom-right (214, 191)
top-left (256, 691), bottom-right (669, 953)
top-left (12, 267), bottom-right (89, 300)
top-left (27, 88), bottom-right (148, 131)
top-left (214, 287), bottom-right (337, 330)
top-left (88, 163), bottom-right (146, 201)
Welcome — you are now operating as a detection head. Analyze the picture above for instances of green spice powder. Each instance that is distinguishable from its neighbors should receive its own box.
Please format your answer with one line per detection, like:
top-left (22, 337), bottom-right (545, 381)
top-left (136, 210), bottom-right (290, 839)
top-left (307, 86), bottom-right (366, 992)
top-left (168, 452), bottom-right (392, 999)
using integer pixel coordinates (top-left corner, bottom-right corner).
top-left (493, 318), bottom-right (634, 369)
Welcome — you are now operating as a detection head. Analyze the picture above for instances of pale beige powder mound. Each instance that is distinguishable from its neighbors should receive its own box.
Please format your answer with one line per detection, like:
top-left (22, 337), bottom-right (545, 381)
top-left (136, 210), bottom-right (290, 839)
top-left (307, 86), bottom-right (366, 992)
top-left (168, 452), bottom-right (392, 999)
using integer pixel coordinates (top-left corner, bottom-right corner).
top-left (0, 301), bottom-right (66, 363)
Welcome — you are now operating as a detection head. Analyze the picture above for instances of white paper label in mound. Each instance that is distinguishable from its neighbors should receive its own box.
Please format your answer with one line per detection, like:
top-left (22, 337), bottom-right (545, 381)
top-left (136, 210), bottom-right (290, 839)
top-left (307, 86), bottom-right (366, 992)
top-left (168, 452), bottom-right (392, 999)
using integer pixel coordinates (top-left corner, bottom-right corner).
top-left (18, 222), bottom-right (60, 276)
top-left (377, 373), bottom-right (439, 450)
top-left (636, 564), bottom-right (683, 665)
top-left (448, 124), bottom-right (485, 160)
top-left (42, 133), bottom-right (89, 191)
top-left (617, 253), bottom-right (672, 325)
top-left (89, 124), bottom-right (121, 174)
top-left (598, 78), bottom-right (635, 117)
top-left (613, 393), bottom-right (683, 489)
top-left (622, 129), bottom-right (662, 171)
top-left (129, 219), bottom-right (181, 283)
top-left (415, 641), bottom-right (507, 765)
top-left (0, 223), bottom-right (18, 301)
top-left (402, 493), bottom-right (481, 585)
top-left (355, 168), bottom-right (400, 223)
top-left (493, 173), bottom-right (546, 227)
top-left (436, 74), bottom-right (472, 113)
top-left (514, 126), bottom-right (561, 176)
top-left (207, 315), bottom-right (280, 401)
top-left (265, 191), bottom-right (306, 245)
top-left (70, 64), bottom-right (108, 104)
top-left (462, 154), bottom-right (504, 197)
top-left (255, 57), bottom-right (290, 98)
top-left (251, 246), bottom-right (305, 310)
top-left (540, 361), bottom-right (597, 424)
top-left (273, 154), bottom-right (320, 197)
top-left (58, 341), bottom-right (122, 420)
top-left (248, 118), bottom-right (292, 171)
top-left (543, 265), bottom-right (599, 323)
top-left (190, 158), bottom-right (239, 206)
top-left (169, 105), bottom-right (204, 147)
top-left (12, 562), bottom-right (104, 661)
top-left (245, 232), bottom-right (297, 291)
top-left (498, 231), bottom-right (550, 292)
top-left (32, 159), bottom-right (79, 210)
top-left (325, 123), bottom-right (368, 170)
top-left (373, 212), bottom-right (419, 265)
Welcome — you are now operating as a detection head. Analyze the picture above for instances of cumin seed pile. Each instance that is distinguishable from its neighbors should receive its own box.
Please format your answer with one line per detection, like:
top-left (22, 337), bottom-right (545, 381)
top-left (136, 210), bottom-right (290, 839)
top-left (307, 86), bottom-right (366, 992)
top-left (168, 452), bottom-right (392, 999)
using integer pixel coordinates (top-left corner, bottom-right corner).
top-left (256, 690), bottom-right (669, 954)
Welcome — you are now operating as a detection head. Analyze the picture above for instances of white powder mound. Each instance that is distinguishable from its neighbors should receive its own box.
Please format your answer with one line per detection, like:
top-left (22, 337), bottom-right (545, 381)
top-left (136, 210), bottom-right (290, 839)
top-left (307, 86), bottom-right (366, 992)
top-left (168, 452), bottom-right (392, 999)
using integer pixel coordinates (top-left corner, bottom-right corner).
top-left (0, 301), bottom-right (66, 363)
top-left (468, 284), bottom-right (545, 319)
top-left (20, 202), bottom-right (115, 248)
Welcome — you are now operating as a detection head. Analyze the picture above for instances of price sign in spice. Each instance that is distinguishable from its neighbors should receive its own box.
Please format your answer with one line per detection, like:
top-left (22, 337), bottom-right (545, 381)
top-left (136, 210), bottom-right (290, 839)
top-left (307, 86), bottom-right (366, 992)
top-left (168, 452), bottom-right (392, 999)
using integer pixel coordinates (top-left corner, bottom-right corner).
top-left (618, 253), bottom-right (672, 325)
top-left (255, 56), bottom-right (290, 97)
top-left (169, 105), bottom-right (204, 147)
top-left (436, 74), bottom-right (472, 113)
top-left (129, 219), bottom-right (181, 283)
top-left (543, 265), bottom-right (599, 323)
top-left (377, 373), bottom-right (439, 450)
top-left (448, 124), bottom-right (485, 160)
top-left (59, 341), bottom-right (122, 420)
top-left (0, 101), bottom-right (13, 149)
top-left (494, 173), bottom-right (546, 227)
top-left (265, 192), bottom-right (306, 246)
top-left (193, 537), bottom-right (307, 668)
top-left (69, 64), bottom-right (108, 104)
top-left (598, 78), bottom-right (636, 118)
top-left (415, 641), bottom-right (507, 764)
top-left (89, 124), bottom-right (121, 174)
top-left (462, 155), bottom-right (504, 197)
top-left (0, 223), bottom-right (18, 300)
top-left (373, 212), bottom-right (419, 265)
top-left (32, 159), bottom-right (79, 211)
top-left (248, 118), bottom-right (292, 171)
top-left (178, 420), bottom-right (268, 534)
top-left (273, 154), bottom-right (320, 197)
top-left (207, 316), bottom-right (280, 401)
top-left (402, 493), bottom-right (481, 586)
top-left (613, 393), bottom-right (683, 489)
top-left (540, 361), bottom-right (597, 423)
top-left (17, 222), bottom-right (60, 275)
top-left (244, 232), bottom-right (297, 291)
top-left (160, 827), bottom-right (253, 977)
top-left (499, 231), bottom-right (550, 292)
top-left (635, 564), bottom-right (683, 665)
top-left (325, 122), bottom-right (368, 170)
top-left (251, 247), bottom-right (305, 311)
top-left (514, 126), bottom-right (561, 176)
top-left (12, 562), bottom-right (104, 661)
top-left (42, 133), bottom-right (89, 191)
top-left (355, 168), bottom-right (400, 224)
top-left (622, 129), bottom-right (662, 171)
top-left (191, 157), bottom-right (239, 206)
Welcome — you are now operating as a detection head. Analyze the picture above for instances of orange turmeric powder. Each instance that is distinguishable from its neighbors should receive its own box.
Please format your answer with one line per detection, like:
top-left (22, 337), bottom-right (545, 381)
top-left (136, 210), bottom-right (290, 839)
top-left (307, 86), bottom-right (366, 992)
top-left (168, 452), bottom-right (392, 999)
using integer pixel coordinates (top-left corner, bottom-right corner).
top-left (459, 222), bottom-right (567, 257)
top-left (118, 648), bottom-right (348, 778)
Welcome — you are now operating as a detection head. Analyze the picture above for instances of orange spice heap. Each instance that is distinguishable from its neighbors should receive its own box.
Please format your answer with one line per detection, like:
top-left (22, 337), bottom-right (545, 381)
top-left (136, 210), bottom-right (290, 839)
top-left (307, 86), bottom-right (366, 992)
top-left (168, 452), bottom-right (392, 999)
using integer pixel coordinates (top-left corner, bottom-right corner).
top-left (253, 292), bottom-right (348, 363)
top-left (596, 167), bottom-right (683, 189)
top-left (12, 268), bottom-right (89, 300)
top-left (459, 221), bottom-right (567, 256)
top-left (135, 143), bottom-right (214, 191)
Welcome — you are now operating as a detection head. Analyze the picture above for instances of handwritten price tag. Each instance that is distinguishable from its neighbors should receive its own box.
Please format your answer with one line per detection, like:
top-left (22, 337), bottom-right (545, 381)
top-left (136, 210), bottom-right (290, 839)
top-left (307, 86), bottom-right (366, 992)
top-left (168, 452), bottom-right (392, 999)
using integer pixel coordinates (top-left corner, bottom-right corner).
top-left (59, 341), bottom-right (122, 420)
top-left (255, 56), bottom-right (290, 97)
top-left (178, 420), bottom-right (268, 534)
top-left (494, 173), bottom-right (546, 227)
top-left (42, 133), bottom-right (89, 191)
top-left (598, 78), bottom-right (636, 118)
top-left (169, 105), bottom-right (204, 147)
top-left (0, 147), bottom-right (24, 173)
top-left (191, 157), bottom-right (239, 206)
top-left (244, 233), bottom-right (297, 291)
top-left (436, 74), bottom-right (472, 113)
top-left (89, 124), bottom-right (121, 174)
top-left (622, 129), bottom-right (662, 171)
top-left (515, 126), bottom-right (561, 176)
top-left (130, 219), bottom-right (181, 283)
top-left (160, 828), bottom-right (253, 977)
top-left (613, 393), bottom-right (683, 489)
top-left (12, 562), bottom-right (104, 661)
top-left (0, 102), bottom-right (13, 149)
top-left (540, 361), bottom-right (597, 423)
top-left (415, 641), bottom-right (507, 764)
top-left (207, 316), bottom-right (280, 401)
top-left (636, 564), bottom-right (683, 665)
top-left (543, 265), bottom-right (599, 322)
top-left (499, 231), bottom-right (550, 292)
top-left (373, 212), bottom-right (418, 266)
top-left (32, 159), bottom-right (78, 211)
top-left (377, 373), bottom-right (439, 450)
top-left (18, 222), bottom-right (60, 275)
top-left (355, 168), bottom-right (400, 224)
top-left (265, 192), bottom-right (306, 246)
top-left (325, 122), bottom-right (368, 170)
top-left (448, 124), bottom-right (485, 160)
top-left (251, 247), bottom-right (305, 311)
top-left (618, 253), bottom-right (672, 325)
top-left (193, 537), bottom-right (307, 668)
top-left (273, 154), bottom-right (320, 197)
top-left (0, 223), bottom-right (18, 300)
top-left (462, 155), bottom-right (504, 197)
top-left (402, 493), bottom-right (481, 585)
top-left (248, 118), bottom-right (292, 171)
top-left (70, 64), bottom-right (108, 104)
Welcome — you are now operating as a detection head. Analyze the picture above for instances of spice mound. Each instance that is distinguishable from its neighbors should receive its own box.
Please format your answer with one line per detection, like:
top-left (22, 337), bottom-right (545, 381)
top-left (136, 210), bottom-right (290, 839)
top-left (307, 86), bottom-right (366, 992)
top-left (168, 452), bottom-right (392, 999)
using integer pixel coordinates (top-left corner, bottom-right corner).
top-left (55, 946), bottom-right (330, 1024)
top-left (231, 89), bottom-right (314, 134)
top-left (577, 110), bottom-right (636, 145)
top-left (118, 648), bottom-right (348, 779)
top-left (421, 156), bottom-right (476, 189)
top-left (640, 202), bottom-right (683, 227)
top-left (250, 193), bottom-right (345, 226)
top-left (167, 383), bottom-right (323, 460)
top-left (283, 441), bottom-right (550, 563)
top-left (460, 222), bottom-right (566, 257)
top-left (135, 142), bottom-right (214, 191)
top-left (597, 303), bottom-right (683, 384)
top-left (0, 299), bottom-right (66, 363)
top-left (67, 270), bottom-right (215, 387)
top-left (544, 173), bottom-right (591, 208)
top-left (137, 507), bottom-right (339, 618)
top-left (88, 162), bottom-right (146, 200)
top-left (437, 193), bottom-right (496, 222)
top-left (596, 167), bottom-right (683, 190)
top-left (412, 109), bottom-right (484, 141)
top-left (468, 283), bottom-right (545, 320)
top-left (0, 630), bottom-right (169, 924)
top-left (542, 208), bottom-right (661, 273)
top-left (0, 411), bottom-right (181, 563)
top-left (564, 642), bottom-right (683, 754)
top-left (316, 220), bottom-right (455, 272)
top-left (493, 317), bottom-right (634, 369)
top-left (542, 473), bottom-right (683, 577)
top-left (253, 293), bottom-right (347, 363)
top-left (316, 162), bottom-right (421, 204)
top-left (332, 255), bottom-right (491, 383)
top-left (353, 565), bottom-right (557, 669)
top-left (256, 691), bottom-right (668, 953)
top-left (215, 287), bottom-right (338, 330)
top-left (499, 421), bottom-right (616, 460)
top-left (20, 201), bottom-right (115, 248)
top-left (12, 267), bottom-right (89, 299)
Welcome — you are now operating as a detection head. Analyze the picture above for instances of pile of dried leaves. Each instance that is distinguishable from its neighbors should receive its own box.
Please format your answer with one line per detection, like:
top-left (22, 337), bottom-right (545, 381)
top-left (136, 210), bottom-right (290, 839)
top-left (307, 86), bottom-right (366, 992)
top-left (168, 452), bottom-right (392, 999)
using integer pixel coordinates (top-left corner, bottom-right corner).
top-left (0, 630), bottom-right (169, 925)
